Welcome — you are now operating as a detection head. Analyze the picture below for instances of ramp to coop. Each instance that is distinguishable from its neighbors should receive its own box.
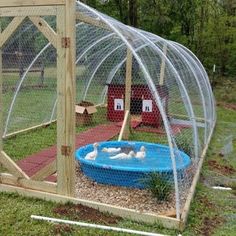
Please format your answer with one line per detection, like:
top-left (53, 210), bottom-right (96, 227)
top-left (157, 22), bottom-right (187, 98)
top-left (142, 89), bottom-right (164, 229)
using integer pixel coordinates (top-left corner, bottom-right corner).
top-left (16, 123), bottom-right (121, 181)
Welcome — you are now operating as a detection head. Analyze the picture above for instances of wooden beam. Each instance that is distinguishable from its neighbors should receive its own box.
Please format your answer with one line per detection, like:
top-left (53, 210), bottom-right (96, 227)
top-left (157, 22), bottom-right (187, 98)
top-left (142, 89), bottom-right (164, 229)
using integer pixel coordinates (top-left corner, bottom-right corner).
top-left (0, 183), bottom-right (181, 229)
top-left (123, 48), bottom-right (132, 139)
top-left (118, 110), bottom-right (129, 141)
top-left (56, 2), bottom-right (76, 197)
top-left (159, 43), bottom-right (167, 86)
top-left (0, 16), bottom-right (25, 47)
top-left (30, 160), bottom-right (56, 181)
top-left (94, 103), bottom-right (107, 108)
top-left (0, 151), bottom-right (29, 179)
top-left (29, 17), bottom-right (57, 49)
top-left (0, 6), bottom-right (57, 17)
top-left (169, 113), bottom-right (208, 122)
top-left (180, 120), bottom-right (216, 231)
top-left (0, 0), bottom-right (65, 7)
top-left (3, 120), bottom-right (56, 140)
top-left (0, 173), bottom-right (56, 194)
top-left (75, 12), bottom-right (110, 31)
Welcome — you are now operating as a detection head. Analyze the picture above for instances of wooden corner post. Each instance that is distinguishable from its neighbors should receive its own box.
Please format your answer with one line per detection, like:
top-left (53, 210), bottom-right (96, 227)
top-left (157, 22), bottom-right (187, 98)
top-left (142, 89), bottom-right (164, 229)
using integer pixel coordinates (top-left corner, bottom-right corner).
top-left (56, 0), bottom-right (76, 196)
top-left (159, 43), bottom-right (167, 86)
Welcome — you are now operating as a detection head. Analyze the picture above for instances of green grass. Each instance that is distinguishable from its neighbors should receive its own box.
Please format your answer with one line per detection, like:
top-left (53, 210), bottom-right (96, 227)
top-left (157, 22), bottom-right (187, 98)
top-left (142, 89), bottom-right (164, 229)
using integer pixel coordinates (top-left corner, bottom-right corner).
top-left (0, 80), bottom-right (236, 235)
top-left (2, 65), bottom-right (104, 134)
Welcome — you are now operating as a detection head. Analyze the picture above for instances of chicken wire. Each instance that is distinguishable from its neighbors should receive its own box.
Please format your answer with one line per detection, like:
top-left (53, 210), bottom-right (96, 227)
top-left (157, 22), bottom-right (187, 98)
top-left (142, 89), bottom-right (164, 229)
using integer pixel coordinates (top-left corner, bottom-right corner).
top-left (0, 0), bottom-right (216, 221)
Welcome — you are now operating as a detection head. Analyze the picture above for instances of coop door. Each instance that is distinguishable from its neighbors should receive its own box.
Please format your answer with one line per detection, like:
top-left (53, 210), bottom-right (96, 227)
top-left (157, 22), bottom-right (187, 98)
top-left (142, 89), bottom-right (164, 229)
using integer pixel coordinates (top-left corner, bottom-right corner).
top-left (142, 100), bottom-right (152, 112)
top-left (114, 98), bottom-right (124, 111)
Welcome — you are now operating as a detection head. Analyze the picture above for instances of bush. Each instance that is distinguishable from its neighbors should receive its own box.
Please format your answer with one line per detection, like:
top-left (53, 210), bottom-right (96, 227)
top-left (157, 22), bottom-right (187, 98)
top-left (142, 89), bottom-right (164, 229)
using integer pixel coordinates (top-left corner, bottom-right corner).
top-left (142, 172), bottom-right (173, 202)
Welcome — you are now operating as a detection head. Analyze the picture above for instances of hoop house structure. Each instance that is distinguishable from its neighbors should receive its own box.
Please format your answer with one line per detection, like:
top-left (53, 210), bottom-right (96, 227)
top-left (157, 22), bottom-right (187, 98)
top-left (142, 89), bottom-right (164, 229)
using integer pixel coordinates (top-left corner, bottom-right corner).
top-left (0, 0), bottom-right (216, 230)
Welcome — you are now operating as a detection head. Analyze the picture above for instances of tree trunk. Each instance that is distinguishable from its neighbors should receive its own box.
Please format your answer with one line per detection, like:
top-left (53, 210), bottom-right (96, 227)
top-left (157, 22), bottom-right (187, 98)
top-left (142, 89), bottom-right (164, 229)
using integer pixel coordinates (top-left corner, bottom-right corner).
top-left (129, 0), bottom-right (138, 27)
top-left (115, 0), bottom-right (129, 24)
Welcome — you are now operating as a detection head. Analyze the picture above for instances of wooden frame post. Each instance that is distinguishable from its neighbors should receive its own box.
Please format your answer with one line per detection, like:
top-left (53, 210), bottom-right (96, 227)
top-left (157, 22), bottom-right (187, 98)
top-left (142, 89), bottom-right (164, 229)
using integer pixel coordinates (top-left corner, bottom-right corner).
top-left (159, 43), bottom-right (167, 86)
top-left (56, 0), bottom-right (76, 196)
top-left (123, 48), bottom-right (132, 139)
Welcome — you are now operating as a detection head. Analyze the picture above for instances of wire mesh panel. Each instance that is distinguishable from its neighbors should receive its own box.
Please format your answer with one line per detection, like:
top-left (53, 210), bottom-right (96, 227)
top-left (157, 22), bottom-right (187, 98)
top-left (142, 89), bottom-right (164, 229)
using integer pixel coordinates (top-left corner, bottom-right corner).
top-left (2, 16), bottom-right (57, 136)
top-left (72, 1), bottom-right (216, 219)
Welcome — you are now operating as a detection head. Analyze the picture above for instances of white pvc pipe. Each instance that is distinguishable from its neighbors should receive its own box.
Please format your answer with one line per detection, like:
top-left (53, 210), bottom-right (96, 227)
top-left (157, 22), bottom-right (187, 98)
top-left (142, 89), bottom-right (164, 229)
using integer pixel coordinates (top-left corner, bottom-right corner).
top-left (212, 186), bottom-right (232, 190)
top-left (82, 43), bottom-right (126, 100)
top-left (173, 42), bottom-right (216, 126)
top-left (75, 33), bottom-right (116, 65)
top-left (31, 215), bottom-right (168, 236)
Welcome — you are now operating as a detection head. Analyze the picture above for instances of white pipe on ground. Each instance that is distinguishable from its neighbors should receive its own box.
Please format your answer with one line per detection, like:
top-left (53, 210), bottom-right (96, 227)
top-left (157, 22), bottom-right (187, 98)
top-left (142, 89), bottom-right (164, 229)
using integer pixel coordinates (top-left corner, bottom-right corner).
top-left (31, 215), bottom-right (169, 236)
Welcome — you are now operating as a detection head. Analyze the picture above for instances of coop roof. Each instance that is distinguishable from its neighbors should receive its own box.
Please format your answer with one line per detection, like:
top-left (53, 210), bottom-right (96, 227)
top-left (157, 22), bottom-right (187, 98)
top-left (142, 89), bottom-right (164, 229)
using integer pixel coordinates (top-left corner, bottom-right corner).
top-left (2, 1), bottom-right (215, 155)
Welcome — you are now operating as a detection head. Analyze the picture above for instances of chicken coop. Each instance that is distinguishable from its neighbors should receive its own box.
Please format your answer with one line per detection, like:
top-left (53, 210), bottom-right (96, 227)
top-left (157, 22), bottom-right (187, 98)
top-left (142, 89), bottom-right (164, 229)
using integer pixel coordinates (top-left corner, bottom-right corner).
top-left (0, 0), bottom-right (216, 231)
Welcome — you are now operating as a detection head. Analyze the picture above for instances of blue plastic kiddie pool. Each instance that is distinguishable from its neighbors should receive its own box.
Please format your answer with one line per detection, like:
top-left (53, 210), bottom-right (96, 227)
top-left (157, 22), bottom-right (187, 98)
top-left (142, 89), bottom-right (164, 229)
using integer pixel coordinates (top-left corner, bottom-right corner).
top-left (75, 141), bottom-right (191, 188)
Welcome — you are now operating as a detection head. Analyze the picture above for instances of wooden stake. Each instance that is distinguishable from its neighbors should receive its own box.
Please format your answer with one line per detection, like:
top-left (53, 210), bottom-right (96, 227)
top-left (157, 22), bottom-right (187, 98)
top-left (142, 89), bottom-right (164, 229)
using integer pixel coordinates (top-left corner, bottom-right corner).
top-left (56, 1), bottom-right (76, 197)
top-left (118, 110), bottom-right (129, 141)
top-left (159, 43), bottom-right (167, 86)
top-left (123, 48), bottom-right (132, 139)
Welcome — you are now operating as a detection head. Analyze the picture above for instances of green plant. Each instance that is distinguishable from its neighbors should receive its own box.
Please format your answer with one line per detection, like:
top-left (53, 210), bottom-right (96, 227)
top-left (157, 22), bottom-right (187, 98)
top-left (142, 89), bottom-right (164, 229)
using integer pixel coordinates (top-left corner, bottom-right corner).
top-left (141, 172), bottom-right (173, 202)
top-left (175, 132), bottom-right (192, 156)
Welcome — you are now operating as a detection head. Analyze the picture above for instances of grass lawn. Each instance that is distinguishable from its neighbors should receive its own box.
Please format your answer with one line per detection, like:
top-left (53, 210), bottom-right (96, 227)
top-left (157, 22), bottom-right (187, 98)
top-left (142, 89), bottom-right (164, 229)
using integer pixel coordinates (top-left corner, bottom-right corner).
top-left (0, 81), bottom-right (236, 235)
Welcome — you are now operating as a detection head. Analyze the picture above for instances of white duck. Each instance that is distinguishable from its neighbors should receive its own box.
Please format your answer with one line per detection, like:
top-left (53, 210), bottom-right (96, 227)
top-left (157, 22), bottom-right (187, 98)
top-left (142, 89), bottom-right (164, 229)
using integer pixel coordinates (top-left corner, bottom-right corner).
top-left (109, 151), bottom-right (135, 160)
top-left (85, 143), bottom-right (99, 160)
top-left (102, 147), bottom-right (121, 153)
top-left (135, 146), bottom-right (146, 159)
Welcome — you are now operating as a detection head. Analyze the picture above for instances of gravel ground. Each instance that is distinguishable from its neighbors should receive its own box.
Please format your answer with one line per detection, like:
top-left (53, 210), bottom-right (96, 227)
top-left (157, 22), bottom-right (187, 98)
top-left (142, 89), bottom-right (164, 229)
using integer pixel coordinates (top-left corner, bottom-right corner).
top-left (75, 165), bottom-right (191, 216)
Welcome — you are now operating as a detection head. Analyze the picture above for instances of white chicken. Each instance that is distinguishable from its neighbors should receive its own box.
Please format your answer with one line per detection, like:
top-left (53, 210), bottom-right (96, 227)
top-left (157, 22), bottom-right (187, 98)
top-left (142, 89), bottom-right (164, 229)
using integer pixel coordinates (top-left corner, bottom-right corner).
top-left (135, 146), bottom-right (146, 159)
top-left (109, 151), bottom-right (135, 160)
top-left (85, 143), bottom-right (99, 160)
top-left (102, 147), bottom-right (121, 153)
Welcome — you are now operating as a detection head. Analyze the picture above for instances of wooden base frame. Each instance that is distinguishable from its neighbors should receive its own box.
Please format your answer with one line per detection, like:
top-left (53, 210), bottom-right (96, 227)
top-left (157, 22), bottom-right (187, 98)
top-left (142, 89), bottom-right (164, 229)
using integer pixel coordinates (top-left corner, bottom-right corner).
top-left (180, 120), bottom-right (216, 230)
top-left (3, 120), bottom-right (56, 139)
top-left (0, 183), bottom-right (181, 229)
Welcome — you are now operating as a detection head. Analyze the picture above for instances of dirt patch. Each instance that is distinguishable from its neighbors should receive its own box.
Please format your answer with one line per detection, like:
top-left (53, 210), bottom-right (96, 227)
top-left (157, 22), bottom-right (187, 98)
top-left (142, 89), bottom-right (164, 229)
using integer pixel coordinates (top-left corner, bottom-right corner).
top-left (53, 203), bottom-right (122, 225)
top-left (208, 160), bottom-right (236, 175)
top-left (194, 196), bottom-right (224, 236)
top-left (198, 215), bottom-right (224, 236)
top-left (217, 102), bottom-right (236, 111)
top-left (198, 195), bottom-right (215, 210)
top-left (224, 103), bottom-right (236, 111)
